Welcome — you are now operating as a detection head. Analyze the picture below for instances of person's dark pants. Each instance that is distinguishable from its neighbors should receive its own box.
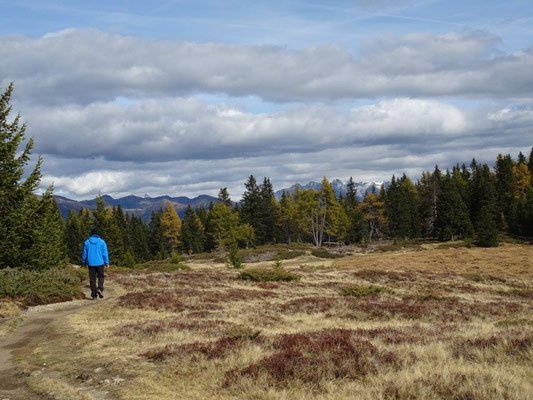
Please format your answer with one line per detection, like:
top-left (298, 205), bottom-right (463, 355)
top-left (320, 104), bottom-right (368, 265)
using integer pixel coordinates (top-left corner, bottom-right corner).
top-left (88, 265), bottom-right (104, 298)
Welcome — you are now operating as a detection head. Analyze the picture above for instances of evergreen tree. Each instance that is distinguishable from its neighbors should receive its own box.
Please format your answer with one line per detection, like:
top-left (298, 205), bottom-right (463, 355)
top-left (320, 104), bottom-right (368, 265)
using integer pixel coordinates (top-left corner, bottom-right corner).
top-left (257, 177), bottom-right (277, 244)
top-left (129, 215), bottom-right (151, 262)
top-left (181, 205), bottom-right (205, 254)
top-left (435, 170), bottom-right (473, 241)
top-left (417, 167), bottom-right (440, 238)
top-left (19, 189), bottom-right (67, 270)
top-left (149, 209), bottom-right (166, 258)
top-left (343, 177), bottom-right (364, 243)
top-left (240, 175), bottom-right (261, 236)
top-left (218, 188), bottom-right (232, 207)
top-left (473, 164), bottom-right (499, 246)
top-left (0, 83), bottom-right (65, 269)
top-left (65, 210), bottom-right (83, 264)
top-left (495, 154), bottom-right (515, 228)
top-left (528, 147), bottom-right (533, 181)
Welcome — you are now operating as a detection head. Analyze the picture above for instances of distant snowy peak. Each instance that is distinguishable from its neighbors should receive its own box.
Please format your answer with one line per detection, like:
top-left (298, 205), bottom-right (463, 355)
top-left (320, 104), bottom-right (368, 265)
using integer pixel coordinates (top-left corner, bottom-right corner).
top-left (274, 179), bottom-right (389, 200)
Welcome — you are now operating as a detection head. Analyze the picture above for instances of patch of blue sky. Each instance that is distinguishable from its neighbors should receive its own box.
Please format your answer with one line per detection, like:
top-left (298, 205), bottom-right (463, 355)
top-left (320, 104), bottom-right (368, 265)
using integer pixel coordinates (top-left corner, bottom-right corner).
top-left (2, 0), bottom-right (531, 53)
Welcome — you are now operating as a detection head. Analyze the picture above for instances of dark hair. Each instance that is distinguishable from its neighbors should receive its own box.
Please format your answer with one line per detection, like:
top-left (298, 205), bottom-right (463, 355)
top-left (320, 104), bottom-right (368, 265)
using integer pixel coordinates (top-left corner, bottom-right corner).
top-left (90, 227), bottom-right (100, 236)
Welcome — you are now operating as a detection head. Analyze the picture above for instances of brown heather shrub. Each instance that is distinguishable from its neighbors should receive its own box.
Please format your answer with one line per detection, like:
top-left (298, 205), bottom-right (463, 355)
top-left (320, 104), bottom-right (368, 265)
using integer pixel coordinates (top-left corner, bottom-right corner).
top-left (382, 372), bottom-right (521, 400)
top-left (116, 319), bottom-right (231, 338)
top-left (225, 329), bottom-right (398, 387)
top-left (143, 335), bottom-right (261, 362)
top-left (278, 296), bottom-right (336, 314)
top-left (352, 269), bottom-right (417, 283)
top-left (452, 334), bottom-right (533, 361)
top-left (117, 291), bottom-right (184, 312)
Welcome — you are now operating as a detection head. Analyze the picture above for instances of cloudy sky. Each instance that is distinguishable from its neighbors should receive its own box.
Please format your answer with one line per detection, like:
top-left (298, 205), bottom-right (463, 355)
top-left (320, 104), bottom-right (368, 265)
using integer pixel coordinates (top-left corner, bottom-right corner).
top-left (1, 0), bottom-right (532, 200)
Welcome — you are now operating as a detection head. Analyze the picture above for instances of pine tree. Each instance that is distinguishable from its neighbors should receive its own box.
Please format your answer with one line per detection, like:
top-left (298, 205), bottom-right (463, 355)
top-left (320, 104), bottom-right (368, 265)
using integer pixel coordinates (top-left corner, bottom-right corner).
top-left (240, 175), bottom-right (261, 237)
top-left (181, 205), bottom-right (205, 254)
top-left (218, 188), bottom-right (232, 207)
top-left (149, 209), bottom-right (166, 258)
top-left (343, 177), bottom-right (363, 243)
top-left (65, 210), bottom-right (83, 264)
top-left (257, 177), bottom-right (277, 244)
top-left (474, 164), bottom-right (499, 247)
top-left (129, 215), bottom-right (151, 262)
top-left (435, 170), bottom-right (473, 241)
top-left (0, 83), bottom-right (65, 269)
top-left (528, 147), bottom-right (533, 181)
top-left (495, 154), bottom-right (515, 228)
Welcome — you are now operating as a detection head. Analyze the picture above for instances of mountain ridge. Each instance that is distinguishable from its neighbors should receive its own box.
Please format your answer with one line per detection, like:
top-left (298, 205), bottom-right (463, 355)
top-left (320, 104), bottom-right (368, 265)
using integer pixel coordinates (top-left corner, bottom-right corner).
top-left (54, 180), bottom-right (388, 221)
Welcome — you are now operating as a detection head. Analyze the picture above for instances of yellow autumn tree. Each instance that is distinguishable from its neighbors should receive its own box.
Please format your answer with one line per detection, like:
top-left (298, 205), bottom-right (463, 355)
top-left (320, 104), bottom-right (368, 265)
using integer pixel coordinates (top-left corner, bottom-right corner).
top-left (161, 202), bottom-right (181, 253)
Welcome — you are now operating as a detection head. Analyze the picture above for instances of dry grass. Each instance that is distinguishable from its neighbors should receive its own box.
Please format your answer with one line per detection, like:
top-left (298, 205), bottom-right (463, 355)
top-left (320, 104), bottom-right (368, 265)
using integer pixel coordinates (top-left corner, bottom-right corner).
top-left (18, 243), bottom-right (533, 399)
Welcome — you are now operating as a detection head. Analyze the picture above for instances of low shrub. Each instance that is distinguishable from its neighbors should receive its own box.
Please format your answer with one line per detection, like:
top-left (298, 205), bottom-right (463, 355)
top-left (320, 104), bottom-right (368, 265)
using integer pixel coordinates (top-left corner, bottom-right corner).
top-left (239, 267), bottom-right (301, 282)
top-left (311, 248), bottom-right (342, 259)
top-left (132, 259), bottom-right (191, 272)
top-left (276, 250), bottom-right (305, 260)
top-left (226, 244), bottom-right (244, 269)
top-left (339, 284), bottom-right (388, 297)
top-left (0, 266), bottom-right (85, 306)
top-left (226, 329), bottom-right (398, 387)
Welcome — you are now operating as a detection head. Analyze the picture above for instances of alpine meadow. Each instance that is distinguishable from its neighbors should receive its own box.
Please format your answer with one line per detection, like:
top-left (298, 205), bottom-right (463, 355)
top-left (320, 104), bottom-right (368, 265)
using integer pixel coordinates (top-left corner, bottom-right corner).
top-left (1, 1), bottom-right (533, 399)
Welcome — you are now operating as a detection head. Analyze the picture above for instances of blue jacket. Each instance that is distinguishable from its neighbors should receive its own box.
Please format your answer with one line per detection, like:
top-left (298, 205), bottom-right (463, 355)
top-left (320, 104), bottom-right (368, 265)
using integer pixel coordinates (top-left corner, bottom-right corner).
top-left (82, 235), bottom-right (109, 267)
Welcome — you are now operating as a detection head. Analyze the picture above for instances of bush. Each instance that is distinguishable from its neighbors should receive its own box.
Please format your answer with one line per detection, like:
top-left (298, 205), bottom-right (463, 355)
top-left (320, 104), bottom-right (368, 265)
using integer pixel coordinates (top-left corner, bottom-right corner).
top-left (120, 252), bottom-right (136, 269)
top-left (0, 266), bottom-right (85, 306)
top-left (339, 284), bottom-right (388, 297)
top-left (226, 244), bottom-right (244, 269)
top-left (170, 252), bottom-right (182, 264)
top-left (121, 259), bottom-right (191, 273)
top-left (311, 248), bottom-right (341, 259)
top-left (276, 250), bottom-right (305, 260)
top-left (239, 267), bottom-right (301, 282)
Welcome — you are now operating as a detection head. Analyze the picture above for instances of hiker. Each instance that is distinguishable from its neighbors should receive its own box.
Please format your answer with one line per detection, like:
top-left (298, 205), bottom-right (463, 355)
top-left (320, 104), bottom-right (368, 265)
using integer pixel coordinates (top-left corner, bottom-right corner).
top-left (82, 227), bottom-right (109, 300)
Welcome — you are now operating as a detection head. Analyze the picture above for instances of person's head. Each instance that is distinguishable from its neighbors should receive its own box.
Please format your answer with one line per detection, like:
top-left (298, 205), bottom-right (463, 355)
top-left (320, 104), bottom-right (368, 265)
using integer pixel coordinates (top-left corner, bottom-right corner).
top-left (90, 227), bottom-right (100, 236)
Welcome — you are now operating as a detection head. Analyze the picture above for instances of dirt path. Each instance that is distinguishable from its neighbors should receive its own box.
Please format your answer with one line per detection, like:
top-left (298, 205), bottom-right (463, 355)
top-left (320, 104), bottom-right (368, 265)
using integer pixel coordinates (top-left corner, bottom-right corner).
top-left (0, 288), bottom-right (111, 400)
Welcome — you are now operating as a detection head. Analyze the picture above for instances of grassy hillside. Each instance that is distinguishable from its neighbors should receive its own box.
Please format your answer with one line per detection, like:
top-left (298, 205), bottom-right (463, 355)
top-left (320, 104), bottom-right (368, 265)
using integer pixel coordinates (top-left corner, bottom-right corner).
top-left (16, 244), bottom-right (533, 399)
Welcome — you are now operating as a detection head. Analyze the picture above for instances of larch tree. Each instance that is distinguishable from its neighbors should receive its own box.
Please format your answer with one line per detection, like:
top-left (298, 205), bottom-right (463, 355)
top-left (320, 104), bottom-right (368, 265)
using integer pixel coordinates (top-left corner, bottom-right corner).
top-left (160, 202), bottom-right (181, 253)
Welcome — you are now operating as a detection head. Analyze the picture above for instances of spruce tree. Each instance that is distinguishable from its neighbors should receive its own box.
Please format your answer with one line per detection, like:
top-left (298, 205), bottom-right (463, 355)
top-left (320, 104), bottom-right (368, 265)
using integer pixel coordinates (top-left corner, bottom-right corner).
top-left (474, 164), bottom-right (499, 247)
top-left (240, 175), bottom-right (262, 241)
top-left (495, 154), bottom-right (515, 229)
top-left (65, 210), bottom-right (83, 264)
top-left (343, 177), bottom-right (363, 243)
top-left (181, 205), bottom-right (205, 254)
top-left (218, 188), bottom-right (232, 207)
top-left (257, 177), bottom-right (277, 244)
top-left (0, 83), bottom-right (65, 269)
top-left (435, 171), bottom-right (473, 241)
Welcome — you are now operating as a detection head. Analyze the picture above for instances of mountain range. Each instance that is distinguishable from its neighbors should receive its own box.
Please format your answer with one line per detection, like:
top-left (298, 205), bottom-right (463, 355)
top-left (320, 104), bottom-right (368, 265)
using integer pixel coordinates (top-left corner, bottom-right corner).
top-left (54, 194), bottom-right (218, 221)
top-left (54, 180), bottom-right (387, 221)
top-left (274, 179), bottom-right (388, 200)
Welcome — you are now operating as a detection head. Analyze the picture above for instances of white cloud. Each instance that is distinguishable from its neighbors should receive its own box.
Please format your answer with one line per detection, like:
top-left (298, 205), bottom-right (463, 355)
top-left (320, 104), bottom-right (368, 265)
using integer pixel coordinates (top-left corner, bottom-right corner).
top-left (1, 29), bottom-right (532, 104)
top-left (24, 97), bottom-right (473, 162)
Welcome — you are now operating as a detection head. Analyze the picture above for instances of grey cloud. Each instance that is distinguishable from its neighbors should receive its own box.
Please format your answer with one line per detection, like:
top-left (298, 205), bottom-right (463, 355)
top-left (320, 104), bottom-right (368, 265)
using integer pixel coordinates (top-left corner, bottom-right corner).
top-left (24, 97), bottom-right (475, 163)
top-left (1, 29), bottom-right (532, 104)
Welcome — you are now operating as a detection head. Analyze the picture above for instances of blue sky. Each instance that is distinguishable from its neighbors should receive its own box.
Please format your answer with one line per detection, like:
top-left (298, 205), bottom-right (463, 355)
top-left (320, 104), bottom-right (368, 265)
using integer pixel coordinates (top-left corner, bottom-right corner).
top-left (1, 0), bottom-right (532, 199)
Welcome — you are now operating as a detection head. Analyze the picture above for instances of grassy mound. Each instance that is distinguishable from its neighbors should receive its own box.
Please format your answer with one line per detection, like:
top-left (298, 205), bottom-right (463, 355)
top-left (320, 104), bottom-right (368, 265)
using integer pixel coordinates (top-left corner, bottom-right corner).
top-left (339, 284), bottom-right (388, 297)
top-left (0, 266), bottom-right (85, 306)
top-left (239, 267), bottom-right (301, 282)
